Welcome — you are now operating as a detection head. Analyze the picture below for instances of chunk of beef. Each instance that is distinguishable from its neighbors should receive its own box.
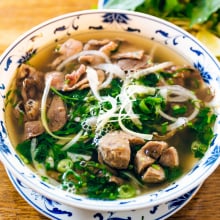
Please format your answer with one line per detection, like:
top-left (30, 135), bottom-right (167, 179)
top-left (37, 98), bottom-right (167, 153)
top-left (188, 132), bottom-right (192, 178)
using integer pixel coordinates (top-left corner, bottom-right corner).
top-left (134, 141), bottom-right (180, 183)
top-left (24, 120), bottom-right (45, 140)
top-left (159, 146), bottom-right (179, 167)
top-left (47, 95), bottom-right (67, 131)
top-left (142, 165), bottom-right (166, 183)
top-left (98, 130), bottom-right (145, 170)
top-left (98, 131), bottom-right (131, 169)
top-left (116, 130), bottom-right (145, 145)
top-left (134, 141), bottom-right (168, 174)
top-left (141, 141), bottom-right (169, 160)
top-left (135, 152), bottom-right (155, 174)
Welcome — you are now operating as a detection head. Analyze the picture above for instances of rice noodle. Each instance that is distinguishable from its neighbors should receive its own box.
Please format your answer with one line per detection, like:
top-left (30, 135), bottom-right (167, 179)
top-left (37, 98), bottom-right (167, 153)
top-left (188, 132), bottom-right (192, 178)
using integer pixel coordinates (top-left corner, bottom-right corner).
top-left (41, 76), bottom-right (72, 140)
top-left (57, 50), bottom-right (111, 71)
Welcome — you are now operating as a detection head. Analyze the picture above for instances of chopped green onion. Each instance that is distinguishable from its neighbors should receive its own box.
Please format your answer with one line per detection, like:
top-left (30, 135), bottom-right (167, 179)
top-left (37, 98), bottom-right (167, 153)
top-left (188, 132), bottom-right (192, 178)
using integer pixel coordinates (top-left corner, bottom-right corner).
top-left (57, 159), bottom-right (73, 173)
top-left (118, 184), bottom-right (136, 198)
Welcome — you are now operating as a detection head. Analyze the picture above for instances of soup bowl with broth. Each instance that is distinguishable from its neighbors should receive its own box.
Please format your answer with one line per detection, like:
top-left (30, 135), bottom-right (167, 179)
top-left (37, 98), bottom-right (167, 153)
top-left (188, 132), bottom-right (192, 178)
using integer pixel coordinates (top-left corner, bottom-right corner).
top-left (0, 9), bottom-right (220, 216)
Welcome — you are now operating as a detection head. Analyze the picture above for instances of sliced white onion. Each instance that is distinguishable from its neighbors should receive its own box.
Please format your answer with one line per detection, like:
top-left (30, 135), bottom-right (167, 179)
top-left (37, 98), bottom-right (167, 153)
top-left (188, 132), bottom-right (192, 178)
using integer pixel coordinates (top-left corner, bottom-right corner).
top-left (157, 85), bottom-right (201, 131)
top-left (167, 117), bottom-right (188, 131)
top-left (119, 86), bottom-right (142, 128)
top-left (57, 50), bottom-right (111, 71)
top-left (95, 63), bottom-right (125, 79)
top-left (99, 72), bottom-right (113, 89)
top-left (131, 61), bottom-right (173, 79)
top-left (126, 85), bottom-right (156, 97)
top-left (61, 130), bottom-right (83, 151)
top-left (118, 107), bottom-right (153, 140)
top-left (67, 152), bottom-right (91, 162)
top-left (86, 66), bottom-right (101, 101)
top-left (157, 109), bottom-right (177, 122)
top-left (96, 96), bottom-right (118, 131)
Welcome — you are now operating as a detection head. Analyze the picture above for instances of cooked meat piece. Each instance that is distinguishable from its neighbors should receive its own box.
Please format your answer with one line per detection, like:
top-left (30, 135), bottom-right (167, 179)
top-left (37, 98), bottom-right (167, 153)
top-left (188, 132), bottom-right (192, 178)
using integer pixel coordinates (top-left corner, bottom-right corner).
top-left (50, 38), bottom-right (83, 68)
top-left (159, 146), bottom-right (179, 168)
top-left (63, 67), bottom-right (105, 91)
top-left (96, 69), bottom-right (106, 85)
top-left (24, 99), bottom-right (40, 121)
top-left (99, 41), bottom-right (118, 55)
top-left (141, 141), bottom-right (169, 160)
top-left (78, 82), bottom-right (89, 90)
top-left (110, 130), bottom-right (145, 145)
top-left (45, 71), bottom-right (65, 91)
top-left (142, 165), bottom-right (166, 183)
top-left (134, 141), bottom-right (169, 174)
top-left (13, 101), bottom-right (27, 122)
top-left (47, 95), bottom-right (67, 131)
top-left (160, 66), bottom-right (214, 102)
top-left (117, 55), bottom-right (152, 71)
top-left (109, 175), bottom-right (124, 185)
top-left (135, 152), bottom-right (155, 174)
top-left (65, 64), bottom-right (86, 87)
top-left (98, 131), bottom-right (131, 169)
top-left (83, 39), bottom-right (110, 50)
top-left (78, 55), bottom-right (94, 64)
top-left (125, 133), bottom-right (145, 145)
top-left (153, 129), bottom-right (177, 141)
top-left (63, 77), bottom-right (88, 91)
top-left (16, 64), bottom-right (44, 102)
top-left (111, 50), bottom-right (144, 60)
top-left (24, 120), bottom-right (45, 140)
top-left (59, 38), bottom-right (83, 57)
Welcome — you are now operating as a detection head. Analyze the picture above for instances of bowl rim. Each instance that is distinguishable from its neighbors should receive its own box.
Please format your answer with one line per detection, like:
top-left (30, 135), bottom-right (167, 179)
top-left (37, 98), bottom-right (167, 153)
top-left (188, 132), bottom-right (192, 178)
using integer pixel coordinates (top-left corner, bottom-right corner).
top-left (0, 9), bottom-right (220, 211)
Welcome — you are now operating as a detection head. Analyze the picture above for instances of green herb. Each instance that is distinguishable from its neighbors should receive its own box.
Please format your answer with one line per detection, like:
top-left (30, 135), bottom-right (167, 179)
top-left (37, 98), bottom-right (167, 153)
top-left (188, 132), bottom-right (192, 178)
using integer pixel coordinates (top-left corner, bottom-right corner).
top-left (172, 104), bottom-right (187, 116)
top-left (117, 184), bottom-right (136, 198)
top-left (16, 139), bottom-right (32, 163)
top-left (189, 107), bottom-right (217, 157)
top-left (164, 166), bottom-right (183, 182)
top-left (100, 78), bottom-right (122, 97)
top-left (103, 0), bottom-right (220, 57)
top-left (62, 161), bottom-right (119, 199)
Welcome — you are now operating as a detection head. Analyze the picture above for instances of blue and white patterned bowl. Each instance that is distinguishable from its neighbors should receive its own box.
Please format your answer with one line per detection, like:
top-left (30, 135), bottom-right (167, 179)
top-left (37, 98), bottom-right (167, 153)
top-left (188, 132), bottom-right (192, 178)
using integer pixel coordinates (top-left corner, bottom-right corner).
top-left (0, 9), bottom-right (220, 212)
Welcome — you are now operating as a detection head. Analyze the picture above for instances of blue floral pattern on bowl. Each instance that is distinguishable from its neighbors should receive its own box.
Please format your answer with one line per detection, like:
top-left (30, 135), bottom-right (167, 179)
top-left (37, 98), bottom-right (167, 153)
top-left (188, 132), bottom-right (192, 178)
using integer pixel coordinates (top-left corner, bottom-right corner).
top-left (7, 169), bottom-right (201, 220)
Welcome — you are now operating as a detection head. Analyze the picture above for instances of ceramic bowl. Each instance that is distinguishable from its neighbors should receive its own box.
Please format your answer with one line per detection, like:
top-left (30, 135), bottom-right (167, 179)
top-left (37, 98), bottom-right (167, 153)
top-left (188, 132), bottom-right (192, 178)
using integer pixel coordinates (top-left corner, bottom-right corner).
top-left (0, 9), bottom-right (220, 213)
